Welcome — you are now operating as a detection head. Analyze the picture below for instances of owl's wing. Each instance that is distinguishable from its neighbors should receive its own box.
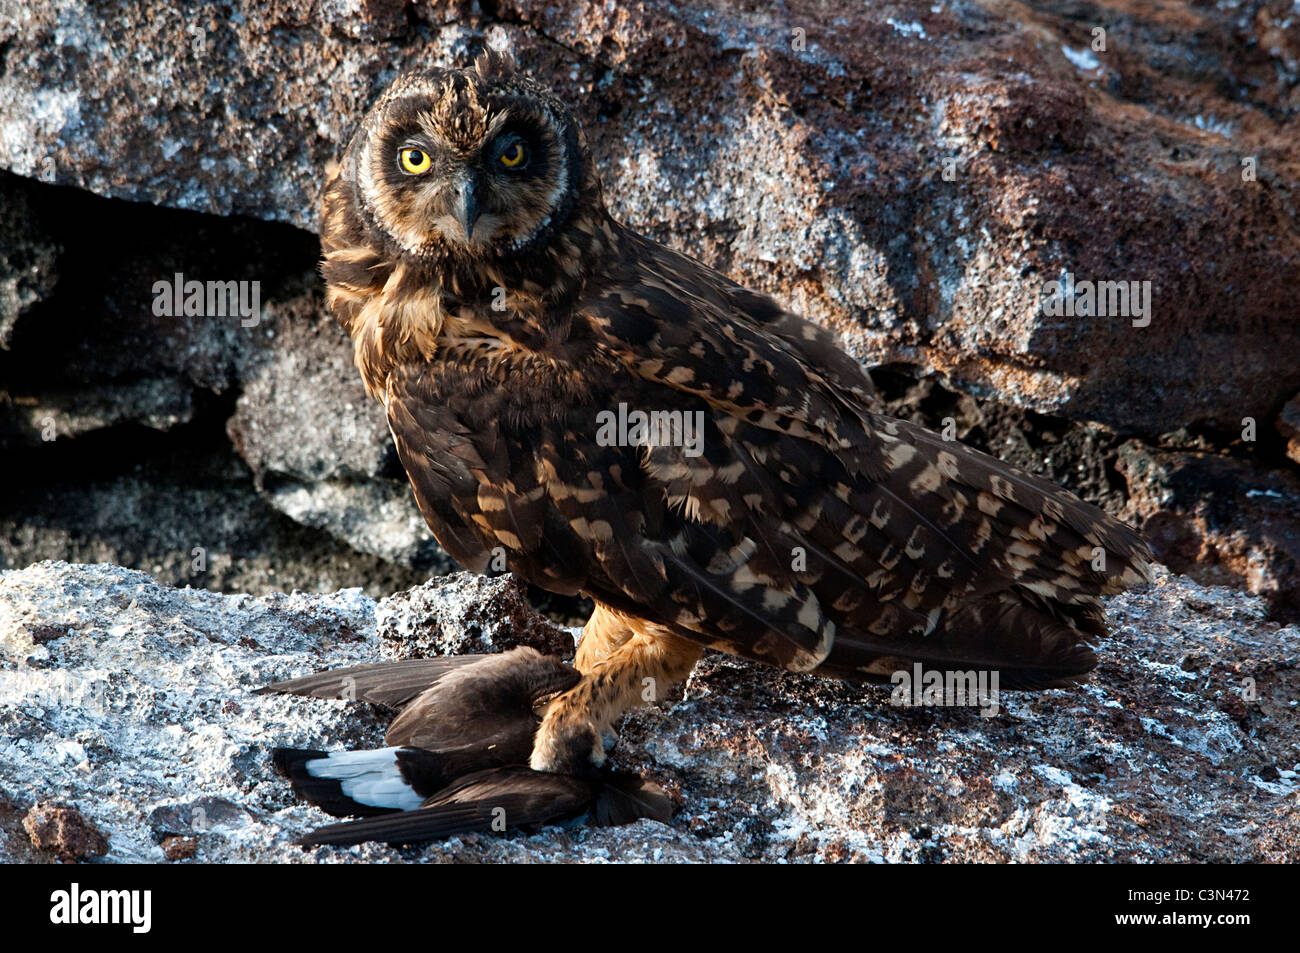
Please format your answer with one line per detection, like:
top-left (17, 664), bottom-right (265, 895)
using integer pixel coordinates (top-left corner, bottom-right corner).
top-left (575, 235), bottom-right (1153, 683)
top-left (386, 233), bottom-right (1151, 686)
top-left (386, 363), bottom-right (849, 674)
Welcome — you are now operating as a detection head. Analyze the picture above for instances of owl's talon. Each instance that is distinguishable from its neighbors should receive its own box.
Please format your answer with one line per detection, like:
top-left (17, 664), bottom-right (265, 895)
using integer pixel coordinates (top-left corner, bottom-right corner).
top-left (529, 704), bottom-right (605, 775)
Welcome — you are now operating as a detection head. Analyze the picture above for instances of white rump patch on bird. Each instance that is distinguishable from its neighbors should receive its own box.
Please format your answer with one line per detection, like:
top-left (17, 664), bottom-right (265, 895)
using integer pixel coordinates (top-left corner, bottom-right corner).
top-left (305, 746), bottom-right (424, 812)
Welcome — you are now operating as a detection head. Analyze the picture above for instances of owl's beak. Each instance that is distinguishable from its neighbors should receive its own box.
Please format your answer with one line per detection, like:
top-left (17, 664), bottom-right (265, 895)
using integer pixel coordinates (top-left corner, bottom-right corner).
top-left (452, 176), bottom-right (484, 243)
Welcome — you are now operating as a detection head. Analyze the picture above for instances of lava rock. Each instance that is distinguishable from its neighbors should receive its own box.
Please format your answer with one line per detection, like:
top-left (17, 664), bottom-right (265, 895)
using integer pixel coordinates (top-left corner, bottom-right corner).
top-left (22, 801), bottom-right (109, 862)
top-left (1, 560), bottom-right (1296, 863)
top-left (0, 1), bottom-right (1296, 434)
top-left (376, 572), bottom-right (577, 660)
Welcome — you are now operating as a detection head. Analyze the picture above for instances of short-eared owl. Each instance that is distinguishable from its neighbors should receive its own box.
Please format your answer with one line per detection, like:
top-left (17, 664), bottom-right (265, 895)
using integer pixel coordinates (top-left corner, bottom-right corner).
top-left (265, 51), bottom-right (1152, 845)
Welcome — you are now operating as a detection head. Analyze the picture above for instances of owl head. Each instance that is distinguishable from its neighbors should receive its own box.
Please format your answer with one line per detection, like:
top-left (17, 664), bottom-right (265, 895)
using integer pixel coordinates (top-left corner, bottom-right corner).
top-left (338, 51), bottom-right (597, 264)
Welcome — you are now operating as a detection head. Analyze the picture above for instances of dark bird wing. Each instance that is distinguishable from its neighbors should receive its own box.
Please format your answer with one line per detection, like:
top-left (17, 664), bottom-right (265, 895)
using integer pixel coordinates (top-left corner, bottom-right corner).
top-left (293, 768), bottom-right (595, 847)
top-left (265, 652), bottom-right (667, 845)
top-left (256, 648), bottom-right (577, 731)
top-left (590, 772), bottom-right (674, 827)
top-left (385, 227), bottom-right (1153, 687)
top-left (295, 767), bottom-right (672, 847)
top-left (381, 648), bottom-right (579, 750)
top-left (263, 649), bottom-right (581, 813)
top-left (255, 655), bottom-right (487, 709)
top-left (271, 746), bottom-right (450, 818)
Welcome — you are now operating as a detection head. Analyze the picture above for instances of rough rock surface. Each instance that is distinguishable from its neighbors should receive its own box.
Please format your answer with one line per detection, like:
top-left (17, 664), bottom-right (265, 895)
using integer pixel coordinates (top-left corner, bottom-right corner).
top-left (0, 177), bottom-right (443, 580)
top-left (22, 801), bottom-right (110, 862)
top-left (1, 561), bottom-right (1295, 863)
top-left (1279, 395), bottom-right (1300, 467)
top-left (1117, 440), bottom-right (1300, 622)
top-left (223, 303), bottom-right (450, 569)
top-left (375, 572), bottom-right (577, 660)
top-left (0, 2), bottom-right (1297, 614)
top-left (0, 420), bottom-right (435, 600)
top-left (0, 174), bottom-right (58, 350)
top-left (2, 0), bottom-right (1297, 434)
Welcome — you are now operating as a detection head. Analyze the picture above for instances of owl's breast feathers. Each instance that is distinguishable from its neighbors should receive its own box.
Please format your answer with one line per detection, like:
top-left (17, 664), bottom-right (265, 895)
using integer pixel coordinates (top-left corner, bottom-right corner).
top-left (325, 200), bottom-right (1152, 688)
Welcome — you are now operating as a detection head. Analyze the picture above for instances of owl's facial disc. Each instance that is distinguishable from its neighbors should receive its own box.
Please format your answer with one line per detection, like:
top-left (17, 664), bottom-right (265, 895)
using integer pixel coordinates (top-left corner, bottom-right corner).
top-left (361, 77), bottom-right (575, 259)
top-left (416, 129), bottom-right (539, 246)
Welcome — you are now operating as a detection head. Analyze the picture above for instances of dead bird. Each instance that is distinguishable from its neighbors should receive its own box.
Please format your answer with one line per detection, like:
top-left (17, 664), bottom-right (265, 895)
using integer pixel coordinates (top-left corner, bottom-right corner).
top-left (258, 647), bottom-right (672, 846)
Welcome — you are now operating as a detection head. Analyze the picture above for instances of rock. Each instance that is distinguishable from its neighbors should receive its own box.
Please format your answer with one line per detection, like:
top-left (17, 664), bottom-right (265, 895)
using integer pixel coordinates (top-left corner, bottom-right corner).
top-left (226, 308), bottom-right (391, 486)
top-left (1117, 441), bottom-right (1300, 622)
top-left (0, 174), bottom-right (426, 569)
top-left (1, 1), bottom-right (1296, 436)
top-left (160, 835), bottom-right (199, 861)
top-left (1, 560), bottom-right (1295, 863)
top-left (0, 174), bottom-right (59, 349)
top-left (376, 572), bottom-right (577, 660)
top-left (225, 300), bottom-right (451, 568)
top-left (0, 377), bottom-right (194, 445)
top-left (0, 173), bottom-right (315, 402)
top-left (266, 479), bottom-right (447, 571)
top-left (0, 438), bottom-right (432, 599)
top-left (1278, 393), bottom-right (1300, 467)
top-left (22, 801), bottom-right (109, 861)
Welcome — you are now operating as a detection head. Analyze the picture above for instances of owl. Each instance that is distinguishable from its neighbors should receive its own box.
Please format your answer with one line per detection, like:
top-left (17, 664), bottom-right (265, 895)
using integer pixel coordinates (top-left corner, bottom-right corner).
top-left (267, 51), bottom-right (1153, 845)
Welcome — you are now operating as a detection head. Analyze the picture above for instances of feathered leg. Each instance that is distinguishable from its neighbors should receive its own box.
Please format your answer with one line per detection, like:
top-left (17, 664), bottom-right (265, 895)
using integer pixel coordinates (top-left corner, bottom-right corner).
top-left (531, 605), bottom-right (702, 773)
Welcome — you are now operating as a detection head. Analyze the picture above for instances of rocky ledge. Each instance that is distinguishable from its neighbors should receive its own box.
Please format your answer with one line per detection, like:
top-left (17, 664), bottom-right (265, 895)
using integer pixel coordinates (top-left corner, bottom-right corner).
top-left (0, 560), bottom-right (1295, 863)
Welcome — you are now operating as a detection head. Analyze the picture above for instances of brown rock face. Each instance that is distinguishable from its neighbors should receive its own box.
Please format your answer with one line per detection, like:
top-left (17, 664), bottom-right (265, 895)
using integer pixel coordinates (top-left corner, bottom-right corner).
top-left (22, 801), bottom-right (110, 862)
top-left (160, 835), bottom-right (199, 861)
top-left (2, 0), bottom-right (1295, 434)
top-left (1278, 394), bottom-right (1300, 466)
top-left (1117, 441), bottom-right (1300, 620)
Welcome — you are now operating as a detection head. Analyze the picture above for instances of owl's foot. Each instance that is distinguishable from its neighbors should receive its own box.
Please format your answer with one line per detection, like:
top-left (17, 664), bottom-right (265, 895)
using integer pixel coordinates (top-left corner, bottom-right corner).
top-left (529, 611), bottom-right (704, 774)
top-left (529, 681), bottom-right (609, 775)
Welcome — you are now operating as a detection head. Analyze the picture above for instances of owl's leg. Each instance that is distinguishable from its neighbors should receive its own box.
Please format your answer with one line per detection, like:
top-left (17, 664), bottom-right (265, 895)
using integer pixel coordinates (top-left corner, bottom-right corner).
top-left (530, 605), bottom-right (702, 774)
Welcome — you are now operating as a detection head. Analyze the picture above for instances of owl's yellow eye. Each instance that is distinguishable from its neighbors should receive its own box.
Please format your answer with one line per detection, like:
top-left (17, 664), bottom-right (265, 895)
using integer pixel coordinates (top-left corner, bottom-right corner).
top-left (399, 147), bottom-right (432, 174)
top-left (499, 142), bottom-right (527, 169)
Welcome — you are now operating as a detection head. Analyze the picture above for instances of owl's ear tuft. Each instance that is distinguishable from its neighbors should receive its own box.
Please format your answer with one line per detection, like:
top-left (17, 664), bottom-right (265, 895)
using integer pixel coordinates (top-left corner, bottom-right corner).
top-left (473, 45), bottom-right (518, 81)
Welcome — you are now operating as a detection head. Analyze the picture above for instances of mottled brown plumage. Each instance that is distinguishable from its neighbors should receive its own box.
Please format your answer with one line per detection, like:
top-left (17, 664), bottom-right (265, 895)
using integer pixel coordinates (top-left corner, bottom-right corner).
top-left (316, 52), bottom-right (1153, 794)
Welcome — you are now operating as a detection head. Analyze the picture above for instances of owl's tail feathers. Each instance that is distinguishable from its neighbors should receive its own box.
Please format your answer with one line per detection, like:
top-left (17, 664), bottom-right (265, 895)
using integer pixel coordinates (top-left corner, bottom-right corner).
top-left (827, 587), bottom-right (1108, 691)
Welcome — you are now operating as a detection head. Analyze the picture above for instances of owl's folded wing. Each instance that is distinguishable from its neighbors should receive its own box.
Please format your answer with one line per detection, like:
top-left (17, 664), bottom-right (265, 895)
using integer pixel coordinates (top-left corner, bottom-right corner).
top-left (575, 236), bottom-right (1153, 683)
top-left (384, 232), bottom-right (1151, 685)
